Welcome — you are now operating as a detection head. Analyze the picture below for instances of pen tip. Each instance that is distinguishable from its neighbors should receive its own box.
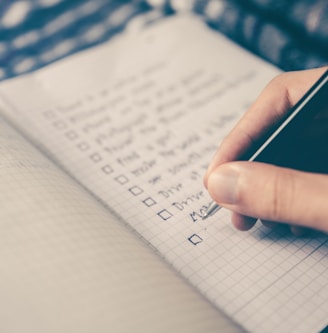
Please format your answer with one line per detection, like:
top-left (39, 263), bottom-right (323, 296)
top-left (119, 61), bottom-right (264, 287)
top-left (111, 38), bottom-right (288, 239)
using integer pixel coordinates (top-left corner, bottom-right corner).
top-left (202, 212), bottom-right (209, 220)
top-left (202, 203), bottom-right (222, 220)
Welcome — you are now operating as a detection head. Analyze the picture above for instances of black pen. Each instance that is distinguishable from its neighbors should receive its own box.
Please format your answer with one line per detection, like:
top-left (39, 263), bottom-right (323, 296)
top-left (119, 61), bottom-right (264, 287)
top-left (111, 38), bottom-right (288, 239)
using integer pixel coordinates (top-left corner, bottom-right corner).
top-left (203, 69), bottom-right (328, 219)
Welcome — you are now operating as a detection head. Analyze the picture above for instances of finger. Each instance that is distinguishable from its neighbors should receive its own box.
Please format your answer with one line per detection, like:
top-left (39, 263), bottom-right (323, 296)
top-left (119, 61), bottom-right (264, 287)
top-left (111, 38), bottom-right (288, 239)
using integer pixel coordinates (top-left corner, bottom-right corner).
top-left (231, 212), bottom-right (257, 231)
top-left (204, 67), bottom-right (327, 187)
top-left (261, 220), bottom-right (307, 236)
top-left (207, 161), bottom-right (328, 233)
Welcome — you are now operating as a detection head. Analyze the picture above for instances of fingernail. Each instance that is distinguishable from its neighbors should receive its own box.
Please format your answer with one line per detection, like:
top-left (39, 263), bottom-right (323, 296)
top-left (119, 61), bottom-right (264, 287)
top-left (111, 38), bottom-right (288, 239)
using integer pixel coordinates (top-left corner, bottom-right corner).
top-left (208, 165), bottom-right (239, 204)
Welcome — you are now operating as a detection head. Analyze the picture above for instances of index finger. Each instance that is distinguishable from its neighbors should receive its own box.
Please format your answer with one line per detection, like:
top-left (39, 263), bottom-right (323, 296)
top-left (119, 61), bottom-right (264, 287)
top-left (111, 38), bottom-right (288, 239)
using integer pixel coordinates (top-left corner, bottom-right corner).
top-left (204, 67), bottom-right (327, 187)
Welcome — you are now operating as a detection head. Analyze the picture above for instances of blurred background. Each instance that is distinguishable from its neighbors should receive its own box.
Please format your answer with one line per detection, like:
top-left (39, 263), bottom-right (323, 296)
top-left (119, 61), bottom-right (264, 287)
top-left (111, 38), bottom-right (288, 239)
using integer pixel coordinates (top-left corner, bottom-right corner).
top-left (0, 0), bottom-right (327, 80)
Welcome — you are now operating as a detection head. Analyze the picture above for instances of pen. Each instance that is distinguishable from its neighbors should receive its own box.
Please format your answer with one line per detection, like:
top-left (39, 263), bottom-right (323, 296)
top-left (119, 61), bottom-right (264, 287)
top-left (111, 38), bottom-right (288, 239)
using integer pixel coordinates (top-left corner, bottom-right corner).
top-left (202, 69), bottom-right (328, 220)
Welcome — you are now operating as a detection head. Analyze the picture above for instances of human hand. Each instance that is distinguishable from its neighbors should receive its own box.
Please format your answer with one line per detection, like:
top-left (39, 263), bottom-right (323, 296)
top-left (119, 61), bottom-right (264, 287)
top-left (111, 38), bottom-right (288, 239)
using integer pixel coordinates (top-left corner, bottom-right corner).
top-left (204, 67), bottom-right (328, 235)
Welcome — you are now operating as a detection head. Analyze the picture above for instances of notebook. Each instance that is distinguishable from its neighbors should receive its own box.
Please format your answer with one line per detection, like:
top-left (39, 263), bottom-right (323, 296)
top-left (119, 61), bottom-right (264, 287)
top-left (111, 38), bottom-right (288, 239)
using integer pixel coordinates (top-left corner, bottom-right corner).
top-left (0, 14), bottom-right (327, 333)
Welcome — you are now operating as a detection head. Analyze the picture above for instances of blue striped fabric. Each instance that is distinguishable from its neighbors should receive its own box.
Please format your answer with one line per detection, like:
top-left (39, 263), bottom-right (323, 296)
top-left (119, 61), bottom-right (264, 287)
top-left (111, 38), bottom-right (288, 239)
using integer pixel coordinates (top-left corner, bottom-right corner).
top-left (0, 0), bottom-right (165, 80)
top-left (0, 0), bottom-right (327, 81)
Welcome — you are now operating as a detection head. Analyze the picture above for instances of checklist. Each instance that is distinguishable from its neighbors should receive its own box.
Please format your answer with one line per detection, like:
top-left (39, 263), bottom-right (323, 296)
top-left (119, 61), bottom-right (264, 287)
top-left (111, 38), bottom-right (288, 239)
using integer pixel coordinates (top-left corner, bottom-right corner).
top-left (1, 15), bottom-right (327, 333)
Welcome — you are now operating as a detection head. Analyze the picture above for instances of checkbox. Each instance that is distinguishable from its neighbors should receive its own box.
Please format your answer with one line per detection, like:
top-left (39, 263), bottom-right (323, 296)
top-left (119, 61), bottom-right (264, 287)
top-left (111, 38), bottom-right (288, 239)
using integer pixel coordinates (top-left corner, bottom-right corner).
top-left (129, 186), bottom-right (143, 196)
top-left (77, 142), bottom-right (90, 151)
top-left (157, 209), bottom-right (173, 221)
top-left (115, 175), bottom-right (129, 184)
top-left (90, 153), bottom-right (102, 162)
top-left (43, 110), bottom-right (56, 119)
top-left (53, 120), bottom-right (67, 130)
top-left (65, 131), bottom-right (78, 140)
top-left (102, 164), bottom-right (114, 174)
top-left (188, 234), bottom-right (203, 245)
top-left (143, 197), bottom-right (156, 207)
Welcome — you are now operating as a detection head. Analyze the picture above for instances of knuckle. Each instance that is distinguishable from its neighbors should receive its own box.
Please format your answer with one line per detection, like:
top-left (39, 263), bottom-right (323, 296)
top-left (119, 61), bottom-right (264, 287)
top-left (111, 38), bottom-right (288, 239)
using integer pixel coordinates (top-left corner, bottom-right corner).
top-left (272, 71), bottom-right (293, 85)
top-left (263, 73), bottom-right (294, 112)
top-left (267, 72), bottom-right (288, 90)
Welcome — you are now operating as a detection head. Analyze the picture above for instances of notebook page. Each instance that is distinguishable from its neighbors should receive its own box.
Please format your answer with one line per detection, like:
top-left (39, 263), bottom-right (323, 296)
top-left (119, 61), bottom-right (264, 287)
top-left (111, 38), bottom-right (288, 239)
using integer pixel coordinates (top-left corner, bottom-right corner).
top-left (0, 116), bottom-right (243, 333)
top-left (0, 14), bottom-right (327, 333)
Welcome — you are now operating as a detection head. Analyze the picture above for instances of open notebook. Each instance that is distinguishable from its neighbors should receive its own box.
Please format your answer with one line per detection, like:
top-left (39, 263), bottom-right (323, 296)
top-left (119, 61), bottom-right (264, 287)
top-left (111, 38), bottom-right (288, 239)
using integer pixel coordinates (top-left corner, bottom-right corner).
top-left (0, 14), bottom-right (327, 333)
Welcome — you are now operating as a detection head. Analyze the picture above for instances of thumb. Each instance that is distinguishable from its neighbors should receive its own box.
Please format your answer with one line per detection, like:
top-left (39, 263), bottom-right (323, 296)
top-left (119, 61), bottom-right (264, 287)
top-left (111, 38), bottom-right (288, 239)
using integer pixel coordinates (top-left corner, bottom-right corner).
top-left (207, 161), bottom-right (328, 233)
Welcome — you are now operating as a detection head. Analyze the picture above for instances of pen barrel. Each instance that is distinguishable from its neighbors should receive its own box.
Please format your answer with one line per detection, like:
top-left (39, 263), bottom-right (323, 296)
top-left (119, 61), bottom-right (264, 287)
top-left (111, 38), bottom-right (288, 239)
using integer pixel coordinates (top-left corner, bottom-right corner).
top-left (242, 70), bottom-right (328, 174)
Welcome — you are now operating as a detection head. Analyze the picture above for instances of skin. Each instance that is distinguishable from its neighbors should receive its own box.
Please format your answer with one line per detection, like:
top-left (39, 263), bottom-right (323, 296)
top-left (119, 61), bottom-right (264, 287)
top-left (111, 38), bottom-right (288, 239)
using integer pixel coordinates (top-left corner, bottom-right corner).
top-left (204, 66), bottom-right (328, 235)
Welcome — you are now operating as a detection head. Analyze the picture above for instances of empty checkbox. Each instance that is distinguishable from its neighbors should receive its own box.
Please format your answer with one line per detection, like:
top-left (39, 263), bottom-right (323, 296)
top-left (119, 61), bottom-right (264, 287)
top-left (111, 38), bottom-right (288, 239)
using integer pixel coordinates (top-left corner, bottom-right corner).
top-left (102, 164), bottom-right (114, 174)
top-left (53, 120), bottom-right (67, 130)
top-left (129, 186), bottom-right (144, 196)
top-left (143, 197), bottom-right (156, 207)
top-left (90, 153), bottom-right (102, 162)
top-left (77, 142), bottom-right (90, 151)
top-left (188, 234), bottom-right (203, 245)
top-left (157, 209), bottom-right (173, 221)
top-left (65, 131), bottom-right (78, 140)
top-left (115, 175), bottom-right (129, 184)
top-left (43, 110), bottom-right (56, 119)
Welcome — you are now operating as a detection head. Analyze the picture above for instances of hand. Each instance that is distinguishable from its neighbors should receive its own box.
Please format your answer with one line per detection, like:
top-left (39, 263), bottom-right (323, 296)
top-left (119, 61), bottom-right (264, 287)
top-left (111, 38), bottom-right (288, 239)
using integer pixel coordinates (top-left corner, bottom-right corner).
top-left (204, 67), bottom-right (328, 235)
